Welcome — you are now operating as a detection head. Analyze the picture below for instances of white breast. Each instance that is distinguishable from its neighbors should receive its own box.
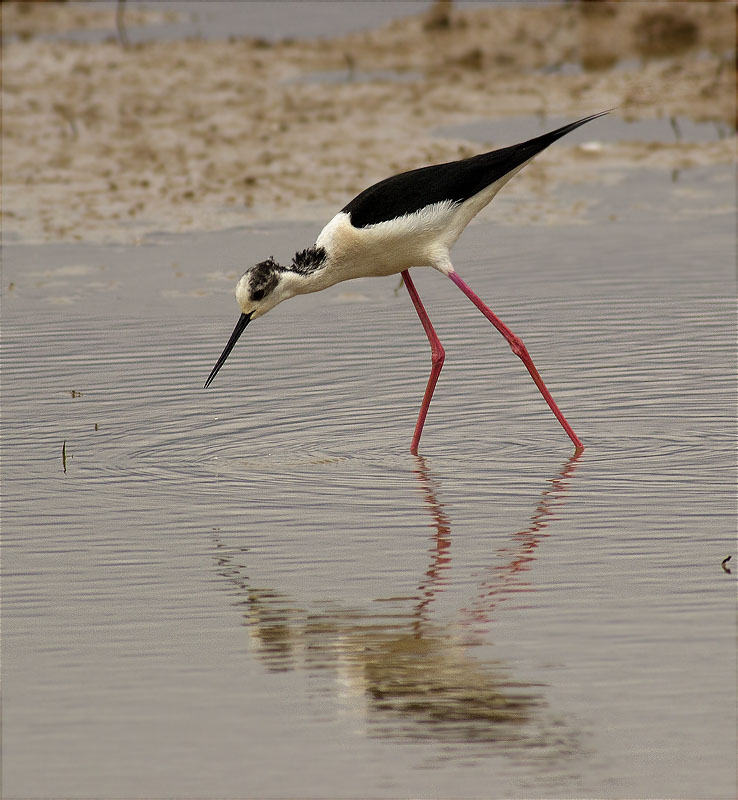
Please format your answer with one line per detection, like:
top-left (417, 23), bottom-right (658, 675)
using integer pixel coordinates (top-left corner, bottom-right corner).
top-left (316, 203), bottom-right (458, 280)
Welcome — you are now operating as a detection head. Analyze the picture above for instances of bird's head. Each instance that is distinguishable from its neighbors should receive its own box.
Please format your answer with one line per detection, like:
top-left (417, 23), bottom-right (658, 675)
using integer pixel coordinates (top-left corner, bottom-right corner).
top-left (204, 257), bottom-right (295, 389)
top-left (204, 246), bottom-right (328, 389)
top-left (235, 257), bottom-right (292, 320)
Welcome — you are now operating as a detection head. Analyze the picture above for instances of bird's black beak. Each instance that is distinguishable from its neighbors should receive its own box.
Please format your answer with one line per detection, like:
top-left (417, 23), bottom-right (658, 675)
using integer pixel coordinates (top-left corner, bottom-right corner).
top-left (204, 312), bottom-right (252, 388)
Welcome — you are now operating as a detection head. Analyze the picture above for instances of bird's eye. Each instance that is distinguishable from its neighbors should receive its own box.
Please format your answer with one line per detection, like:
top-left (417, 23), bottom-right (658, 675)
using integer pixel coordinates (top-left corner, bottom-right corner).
top-left (251, 288), bottom-right (265, 302)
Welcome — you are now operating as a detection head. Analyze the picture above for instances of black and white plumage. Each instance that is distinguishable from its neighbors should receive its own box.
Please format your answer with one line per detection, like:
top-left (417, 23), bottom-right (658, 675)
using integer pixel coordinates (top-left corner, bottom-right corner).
top-left (204, 111), bottom-right (609, 452)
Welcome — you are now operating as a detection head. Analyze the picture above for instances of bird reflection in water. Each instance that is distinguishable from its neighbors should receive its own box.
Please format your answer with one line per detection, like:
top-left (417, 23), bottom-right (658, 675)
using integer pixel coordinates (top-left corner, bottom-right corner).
top-left (211, 453), bottom-right (581, 748)
top-left (463, 454), bottom-right (582, 627)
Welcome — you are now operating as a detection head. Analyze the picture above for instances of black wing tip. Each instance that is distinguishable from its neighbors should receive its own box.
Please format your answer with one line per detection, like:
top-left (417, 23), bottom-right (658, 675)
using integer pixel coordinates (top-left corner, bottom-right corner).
top-left (577, 108), bottom-right (615, 123)
top-left (529, 108), bottom-right (612, 147)
top-left (568, 108), bottom-right (614, 129)
top-left (481, 108), bottom-right (612, 168)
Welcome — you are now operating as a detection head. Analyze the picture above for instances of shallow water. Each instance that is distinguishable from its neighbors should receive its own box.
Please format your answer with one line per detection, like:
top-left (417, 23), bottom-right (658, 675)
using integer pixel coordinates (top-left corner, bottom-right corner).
top-left (23, 0), bottom-right (431, 44)
top-left (3, 163), bottom-right (735, 797)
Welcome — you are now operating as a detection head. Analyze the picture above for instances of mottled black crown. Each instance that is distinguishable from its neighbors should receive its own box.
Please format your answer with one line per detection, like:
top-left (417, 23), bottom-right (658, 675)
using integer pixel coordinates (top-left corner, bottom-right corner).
top-left (247, 247), bottom-right (326, 302)
top-left (249, 257), bottom-right (280, 302)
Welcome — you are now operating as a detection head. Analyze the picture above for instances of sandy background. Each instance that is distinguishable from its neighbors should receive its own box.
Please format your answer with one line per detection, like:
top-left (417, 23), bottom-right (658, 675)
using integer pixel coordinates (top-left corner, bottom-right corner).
top-left (2, 0), bottom-right (736, 244)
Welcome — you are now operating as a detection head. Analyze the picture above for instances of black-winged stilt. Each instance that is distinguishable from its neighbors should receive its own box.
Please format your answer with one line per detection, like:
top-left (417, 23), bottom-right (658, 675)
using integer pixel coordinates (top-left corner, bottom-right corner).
top-left (205, 111), bottom-right (609, 453)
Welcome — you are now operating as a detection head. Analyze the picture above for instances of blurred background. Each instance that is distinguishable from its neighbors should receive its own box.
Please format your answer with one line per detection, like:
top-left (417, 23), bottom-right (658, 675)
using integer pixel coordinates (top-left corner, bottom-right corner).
top-left (3, 0), bottom-right (735, 243)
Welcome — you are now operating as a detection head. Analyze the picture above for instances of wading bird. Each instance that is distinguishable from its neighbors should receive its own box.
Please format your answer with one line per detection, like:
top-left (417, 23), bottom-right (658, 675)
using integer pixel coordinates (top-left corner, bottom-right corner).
top-left (205, 111), bottom-right (609, 453)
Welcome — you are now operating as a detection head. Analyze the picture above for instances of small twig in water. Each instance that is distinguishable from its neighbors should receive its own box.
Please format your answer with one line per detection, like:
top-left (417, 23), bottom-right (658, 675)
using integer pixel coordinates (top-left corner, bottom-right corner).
top-left (669, 115), bottom-right (682, 142)
top-left (116, 0), bottom-right (130, 49)
top-left (62, 441), bottom-right (67, 474)
top-left (721, 556), bottom-right (732, 574)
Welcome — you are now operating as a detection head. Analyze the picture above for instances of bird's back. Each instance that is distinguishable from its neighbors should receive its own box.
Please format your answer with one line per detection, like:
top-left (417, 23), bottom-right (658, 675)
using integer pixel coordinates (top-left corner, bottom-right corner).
top-left (342, 111), bottom-right (608, 230)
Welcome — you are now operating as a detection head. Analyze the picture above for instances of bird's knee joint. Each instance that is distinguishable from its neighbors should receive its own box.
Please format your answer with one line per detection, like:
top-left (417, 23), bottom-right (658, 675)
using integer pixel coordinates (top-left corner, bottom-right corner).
top-left (432, 347), bottom-right (445, 367)
top-left (509, 336), bottom-right (527, 359)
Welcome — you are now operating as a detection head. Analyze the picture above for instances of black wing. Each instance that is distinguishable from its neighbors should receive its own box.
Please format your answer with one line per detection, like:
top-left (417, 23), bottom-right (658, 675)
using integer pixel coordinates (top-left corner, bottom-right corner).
top-left (342, 111), bottom-right (609, 228)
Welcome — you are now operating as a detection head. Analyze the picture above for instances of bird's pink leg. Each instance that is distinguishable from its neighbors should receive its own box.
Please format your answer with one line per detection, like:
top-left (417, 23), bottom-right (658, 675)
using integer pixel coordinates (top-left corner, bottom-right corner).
top-left (447, 270), bottom-right (583, 451)
top-left (402, 270), bottom-right (445, 454)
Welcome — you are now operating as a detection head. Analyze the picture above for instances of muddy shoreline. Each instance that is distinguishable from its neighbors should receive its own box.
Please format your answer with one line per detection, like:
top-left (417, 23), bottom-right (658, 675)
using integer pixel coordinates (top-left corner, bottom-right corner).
top-left (2, 1), bottom-right (735, 244)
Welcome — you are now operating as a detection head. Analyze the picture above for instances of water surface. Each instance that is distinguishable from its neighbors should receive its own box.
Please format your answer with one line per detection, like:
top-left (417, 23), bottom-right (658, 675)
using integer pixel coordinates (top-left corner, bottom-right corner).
top-left (3, 165), bottom-right (735, 798)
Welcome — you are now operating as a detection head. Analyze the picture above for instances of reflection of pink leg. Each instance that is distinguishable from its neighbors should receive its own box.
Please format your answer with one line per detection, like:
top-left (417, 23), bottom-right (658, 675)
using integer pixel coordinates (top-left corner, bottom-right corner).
top-left (402, 270), bottom-right (445, 454)
top-left (448, 270), bottom-right (583, 451)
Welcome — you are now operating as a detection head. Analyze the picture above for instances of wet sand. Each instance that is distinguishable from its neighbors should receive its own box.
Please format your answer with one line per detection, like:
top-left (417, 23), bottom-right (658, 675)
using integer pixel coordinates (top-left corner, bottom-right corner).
top-left (2, 1), bottom-right (735, 243)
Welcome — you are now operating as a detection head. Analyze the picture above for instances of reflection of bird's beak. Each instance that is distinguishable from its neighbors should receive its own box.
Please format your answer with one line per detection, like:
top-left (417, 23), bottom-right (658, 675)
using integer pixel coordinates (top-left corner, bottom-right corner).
top-left (204, 312), bottom-right (252, 388)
